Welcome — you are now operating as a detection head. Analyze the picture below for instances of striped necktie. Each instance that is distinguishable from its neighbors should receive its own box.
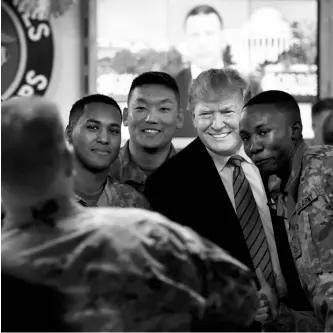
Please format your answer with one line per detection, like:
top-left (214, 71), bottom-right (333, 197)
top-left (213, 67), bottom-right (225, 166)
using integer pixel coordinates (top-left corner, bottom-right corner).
top-left (229, 155), bottom-right (274, 287)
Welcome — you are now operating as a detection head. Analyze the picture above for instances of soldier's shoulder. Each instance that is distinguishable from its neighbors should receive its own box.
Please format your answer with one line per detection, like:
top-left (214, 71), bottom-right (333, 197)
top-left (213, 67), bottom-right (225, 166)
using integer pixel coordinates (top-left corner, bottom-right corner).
top-left (304, 145), bottom-right (333, 160)
top-left (89, 207), bottom-right (200, 249)
top-left (303, 145), bottom-right (333, 172)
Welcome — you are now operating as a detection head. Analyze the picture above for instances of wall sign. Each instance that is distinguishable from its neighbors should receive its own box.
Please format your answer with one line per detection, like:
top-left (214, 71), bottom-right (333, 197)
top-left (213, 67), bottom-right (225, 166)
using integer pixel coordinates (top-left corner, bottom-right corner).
top-left (1, 0), bottom-right (54, 100)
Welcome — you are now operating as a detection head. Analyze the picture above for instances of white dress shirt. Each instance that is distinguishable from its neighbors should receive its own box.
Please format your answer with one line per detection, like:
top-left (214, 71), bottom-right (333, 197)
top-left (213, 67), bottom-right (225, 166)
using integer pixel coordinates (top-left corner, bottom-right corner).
top-left (207, 145), bottom-right (287, 296)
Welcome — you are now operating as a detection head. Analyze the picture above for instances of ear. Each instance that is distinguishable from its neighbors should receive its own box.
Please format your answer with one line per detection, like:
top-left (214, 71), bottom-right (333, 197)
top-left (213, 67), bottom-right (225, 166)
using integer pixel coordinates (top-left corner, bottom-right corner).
top-left (291, 120), bottom-right (303, 140)
top-left (123, 107), bottom-right (129, 127)
top-left (65, 125), bottom-right (73, 144)
top-left (63, 145), bottom-right (74, 178)
top-left (191, 109), bottom-right (198, 129)
top-left (176, 108), bottom-right (184, 129)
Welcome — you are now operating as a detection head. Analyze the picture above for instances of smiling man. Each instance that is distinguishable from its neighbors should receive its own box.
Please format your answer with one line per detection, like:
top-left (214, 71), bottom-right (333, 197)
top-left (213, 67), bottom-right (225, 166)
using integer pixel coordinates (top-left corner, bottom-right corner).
top-left (66, 94), bottom-right (149, 208)
top-left (109, 72), bottom-right (183, 193)
top-left (240, 90), bottom-right (333, 331)
top-left (145, 68), bottom-right (289, 331)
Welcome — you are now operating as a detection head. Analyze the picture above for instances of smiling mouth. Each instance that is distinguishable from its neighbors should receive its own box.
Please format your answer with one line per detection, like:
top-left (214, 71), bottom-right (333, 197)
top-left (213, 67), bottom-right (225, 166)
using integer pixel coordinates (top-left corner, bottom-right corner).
top-left (142, 129), bottom-right (161, 134)
top-left (210, 132), bottom-right (231, 139)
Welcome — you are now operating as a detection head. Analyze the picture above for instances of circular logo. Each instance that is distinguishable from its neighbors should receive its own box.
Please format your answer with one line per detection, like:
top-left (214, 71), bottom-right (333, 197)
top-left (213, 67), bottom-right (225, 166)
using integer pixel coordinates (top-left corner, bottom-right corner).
top-left (1, 0), bottom-right (54, 99)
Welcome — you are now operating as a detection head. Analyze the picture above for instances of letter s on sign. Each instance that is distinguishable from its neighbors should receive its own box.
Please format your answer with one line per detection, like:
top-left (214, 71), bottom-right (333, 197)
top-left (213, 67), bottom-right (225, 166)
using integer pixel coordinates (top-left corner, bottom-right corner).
top-left (28, 23), bottom-right (50, 42)
top-left (26, 70), bottom-right (48, 91)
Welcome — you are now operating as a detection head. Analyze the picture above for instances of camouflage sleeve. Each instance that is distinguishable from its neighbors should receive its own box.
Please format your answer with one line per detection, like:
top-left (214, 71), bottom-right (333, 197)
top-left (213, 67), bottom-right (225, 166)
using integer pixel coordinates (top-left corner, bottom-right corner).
top-left (84, 210), bottom-right (258, 331)
top-left (312, 156), bottom-right (333, 331)
top-left (120, 184), bottom-right (151, 210)
top-left (312, 274), bottom-right (333, 332)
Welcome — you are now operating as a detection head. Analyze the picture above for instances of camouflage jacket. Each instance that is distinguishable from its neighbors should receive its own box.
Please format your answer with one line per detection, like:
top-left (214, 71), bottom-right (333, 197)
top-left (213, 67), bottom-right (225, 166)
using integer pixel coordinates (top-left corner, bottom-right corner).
top-left (109, 140), bottom-right (177, 193)
top-left (268, 141), bottom-right (333, 332)
top-left (2, 205), bottom-right (258, 331)
top-left (75, 176), bottom-right (150, 210)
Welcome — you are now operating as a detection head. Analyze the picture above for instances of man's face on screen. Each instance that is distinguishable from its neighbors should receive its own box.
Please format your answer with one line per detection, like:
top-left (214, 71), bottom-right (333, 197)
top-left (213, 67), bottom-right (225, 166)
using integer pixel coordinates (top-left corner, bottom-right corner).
top-left (185, 13), bottom-right (224, 70)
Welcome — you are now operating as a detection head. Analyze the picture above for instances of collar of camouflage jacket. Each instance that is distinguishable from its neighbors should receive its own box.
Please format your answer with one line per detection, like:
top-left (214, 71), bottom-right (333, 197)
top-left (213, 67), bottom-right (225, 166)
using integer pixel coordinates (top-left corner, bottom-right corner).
top-left (75, 177), bottom-right (111, 207)
top-left (119, 140), bottom-right (177, 186)
top-left (284, 140), bottom-right (306, 199)
top-left (267, 140), bottom-right (306, 218)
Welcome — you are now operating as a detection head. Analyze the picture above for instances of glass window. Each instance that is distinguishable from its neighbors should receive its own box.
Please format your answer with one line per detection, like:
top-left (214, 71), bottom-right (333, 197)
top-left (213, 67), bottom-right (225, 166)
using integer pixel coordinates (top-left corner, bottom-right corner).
top-left (96, 0), bottom-right (318, 142)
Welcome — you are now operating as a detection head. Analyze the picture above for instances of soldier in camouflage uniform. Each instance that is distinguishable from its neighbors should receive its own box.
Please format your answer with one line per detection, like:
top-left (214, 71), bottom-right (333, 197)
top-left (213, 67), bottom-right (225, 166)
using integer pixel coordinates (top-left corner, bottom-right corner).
top-left (240, 90), bottom-right (333, 331)
top-left (66, 94), bottom-right (149, 208)
top-left (1, 97), bottom-right (259, 331)
top-left (109, 72), bottom-right (182, 193)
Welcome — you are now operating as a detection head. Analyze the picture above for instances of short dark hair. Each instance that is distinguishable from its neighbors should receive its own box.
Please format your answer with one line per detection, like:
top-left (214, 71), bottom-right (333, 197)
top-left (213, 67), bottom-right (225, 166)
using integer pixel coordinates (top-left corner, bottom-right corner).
top-left (68, 94), bottom-right (122, 129)
top-left (312, 98), bottom-right (333, 117)
top-left (323, 112), bottom-right (333, 145)
top-left (128, 71), bottom-right (180, 105)
top-left (244, 90), bottom-right (301, 123)
top-left (184, 5), bottom-right (223, 28)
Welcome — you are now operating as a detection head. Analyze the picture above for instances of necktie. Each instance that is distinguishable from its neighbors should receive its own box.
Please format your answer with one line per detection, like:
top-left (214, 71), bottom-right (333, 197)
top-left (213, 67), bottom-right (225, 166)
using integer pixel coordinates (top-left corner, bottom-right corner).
top-left (229, 155), bottom-right (274, 287)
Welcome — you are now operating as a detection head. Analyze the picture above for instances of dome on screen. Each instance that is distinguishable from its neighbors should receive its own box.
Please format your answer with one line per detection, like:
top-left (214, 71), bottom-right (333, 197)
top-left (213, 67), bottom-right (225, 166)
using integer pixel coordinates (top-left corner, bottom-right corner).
top-left (241, 7), bottom-right (291, 36)
top-left (251, 7), bottom-right (284, 23)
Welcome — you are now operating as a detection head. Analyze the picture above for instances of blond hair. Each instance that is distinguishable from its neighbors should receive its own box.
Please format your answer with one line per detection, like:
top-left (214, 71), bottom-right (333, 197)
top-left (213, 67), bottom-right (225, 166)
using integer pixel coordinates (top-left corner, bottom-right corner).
top-left (187, 68), bottom-right (252, 112)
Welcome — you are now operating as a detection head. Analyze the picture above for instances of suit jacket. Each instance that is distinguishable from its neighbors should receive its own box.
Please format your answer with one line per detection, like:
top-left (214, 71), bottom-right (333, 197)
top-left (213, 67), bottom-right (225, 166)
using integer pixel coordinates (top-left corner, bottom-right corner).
top-left (174, 68), bottom-right (197, 138)
top-left (145, 138), bottom-right (313, 330)
top-left (145, 138), bottom-right (260, 331)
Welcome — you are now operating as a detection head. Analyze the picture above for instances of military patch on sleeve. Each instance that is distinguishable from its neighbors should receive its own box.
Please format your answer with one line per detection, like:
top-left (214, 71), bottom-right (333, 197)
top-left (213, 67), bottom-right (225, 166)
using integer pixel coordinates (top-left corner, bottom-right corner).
top-left (296, 192), bottom-right (317, 215)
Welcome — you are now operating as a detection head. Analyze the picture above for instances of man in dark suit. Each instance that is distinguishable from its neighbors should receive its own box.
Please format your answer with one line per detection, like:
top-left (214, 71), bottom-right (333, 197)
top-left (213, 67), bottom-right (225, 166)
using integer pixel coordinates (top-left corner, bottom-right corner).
top-left (145, 69), bottom-right (313, 331)
top-left (323, 111), bottom-right (333, 144)
top-left (175, 5), bottom-right (226, 138)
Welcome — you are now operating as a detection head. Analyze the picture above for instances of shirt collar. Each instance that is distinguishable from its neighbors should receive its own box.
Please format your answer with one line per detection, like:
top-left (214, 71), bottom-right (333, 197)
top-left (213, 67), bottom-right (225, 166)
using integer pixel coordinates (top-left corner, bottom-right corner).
top-left (75, 177), bottom-right (112, 207)
top-left (119, 140), bottom-right (177, 183)
top-left (283, 140), bottom-right (306, 197)
top-left (207, 144), bottom-right (254, 173)
top-left (191, 61), bottom-right (224, 80)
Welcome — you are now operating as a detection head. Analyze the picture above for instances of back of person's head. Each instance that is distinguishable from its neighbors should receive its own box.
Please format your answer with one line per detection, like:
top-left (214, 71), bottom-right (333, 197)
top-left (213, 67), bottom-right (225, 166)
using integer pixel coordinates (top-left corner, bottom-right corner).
top-left (1, 268), bottom-right (74, 332)
top-left (128, 71), bottom-right (180, 105)
top-left (1, 97), bottom-right (71, 206)
top-left (323, 112), bottom-right (333, 145)
top-left (244, 90), bottom-right (301, 123)
top-left (67, 94), bottom-right (122, 131)
top-left (311, 98), bottom-right (333, 118)
top-left (188, 68), bottom-right (252, 112)
top-left (184, 4), bottom-right (223, 27)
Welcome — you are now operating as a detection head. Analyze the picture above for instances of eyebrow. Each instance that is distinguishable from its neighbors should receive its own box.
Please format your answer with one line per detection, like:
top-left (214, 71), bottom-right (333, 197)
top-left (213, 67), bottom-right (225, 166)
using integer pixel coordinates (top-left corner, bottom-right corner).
top-left (134, 98), bottom-right (174, 104)
top-left (200, 105), bottom-right (236, 112)
top-left (255, 123), bottom-right (269, 129)
top-left (86, 119), bottom-right (120, 127)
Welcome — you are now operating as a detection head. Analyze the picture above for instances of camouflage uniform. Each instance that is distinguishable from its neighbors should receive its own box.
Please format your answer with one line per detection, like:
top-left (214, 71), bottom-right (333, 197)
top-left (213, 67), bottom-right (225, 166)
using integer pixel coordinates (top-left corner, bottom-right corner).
top-left (2, 205), bottom-right (258, 331)
top-left (268, 141), bottom-right (333, 332)
top-left (109, 140), bottom-right (177, 193)
top-left (76, 176), bottom-right (150, 210)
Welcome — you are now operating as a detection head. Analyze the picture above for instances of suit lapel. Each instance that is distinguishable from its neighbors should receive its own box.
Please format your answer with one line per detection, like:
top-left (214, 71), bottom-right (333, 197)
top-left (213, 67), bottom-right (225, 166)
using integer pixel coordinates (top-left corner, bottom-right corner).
top-left (184, 139), bottom-right (255, 270)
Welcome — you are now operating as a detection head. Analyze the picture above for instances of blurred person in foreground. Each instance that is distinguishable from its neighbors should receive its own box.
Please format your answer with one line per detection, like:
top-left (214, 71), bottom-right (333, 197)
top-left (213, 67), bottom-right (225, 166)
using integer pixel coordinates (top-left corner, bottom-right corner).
top-left (66, 94), bottom-right (149, 208)
top-left (2, 260), bottom-right (75, 332)
top-left (109, 72), bottom-right (183, 193)
top-left (240, 90), bottom-right (333, 331)
top-left (311, 98), bottom-right (333, 145)
top-left (1, 96), bottom-right (258, 331)
top-left (145, 68), bottom-right (305, 331)
top-left (323, 111), bottom-right (333, 145)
